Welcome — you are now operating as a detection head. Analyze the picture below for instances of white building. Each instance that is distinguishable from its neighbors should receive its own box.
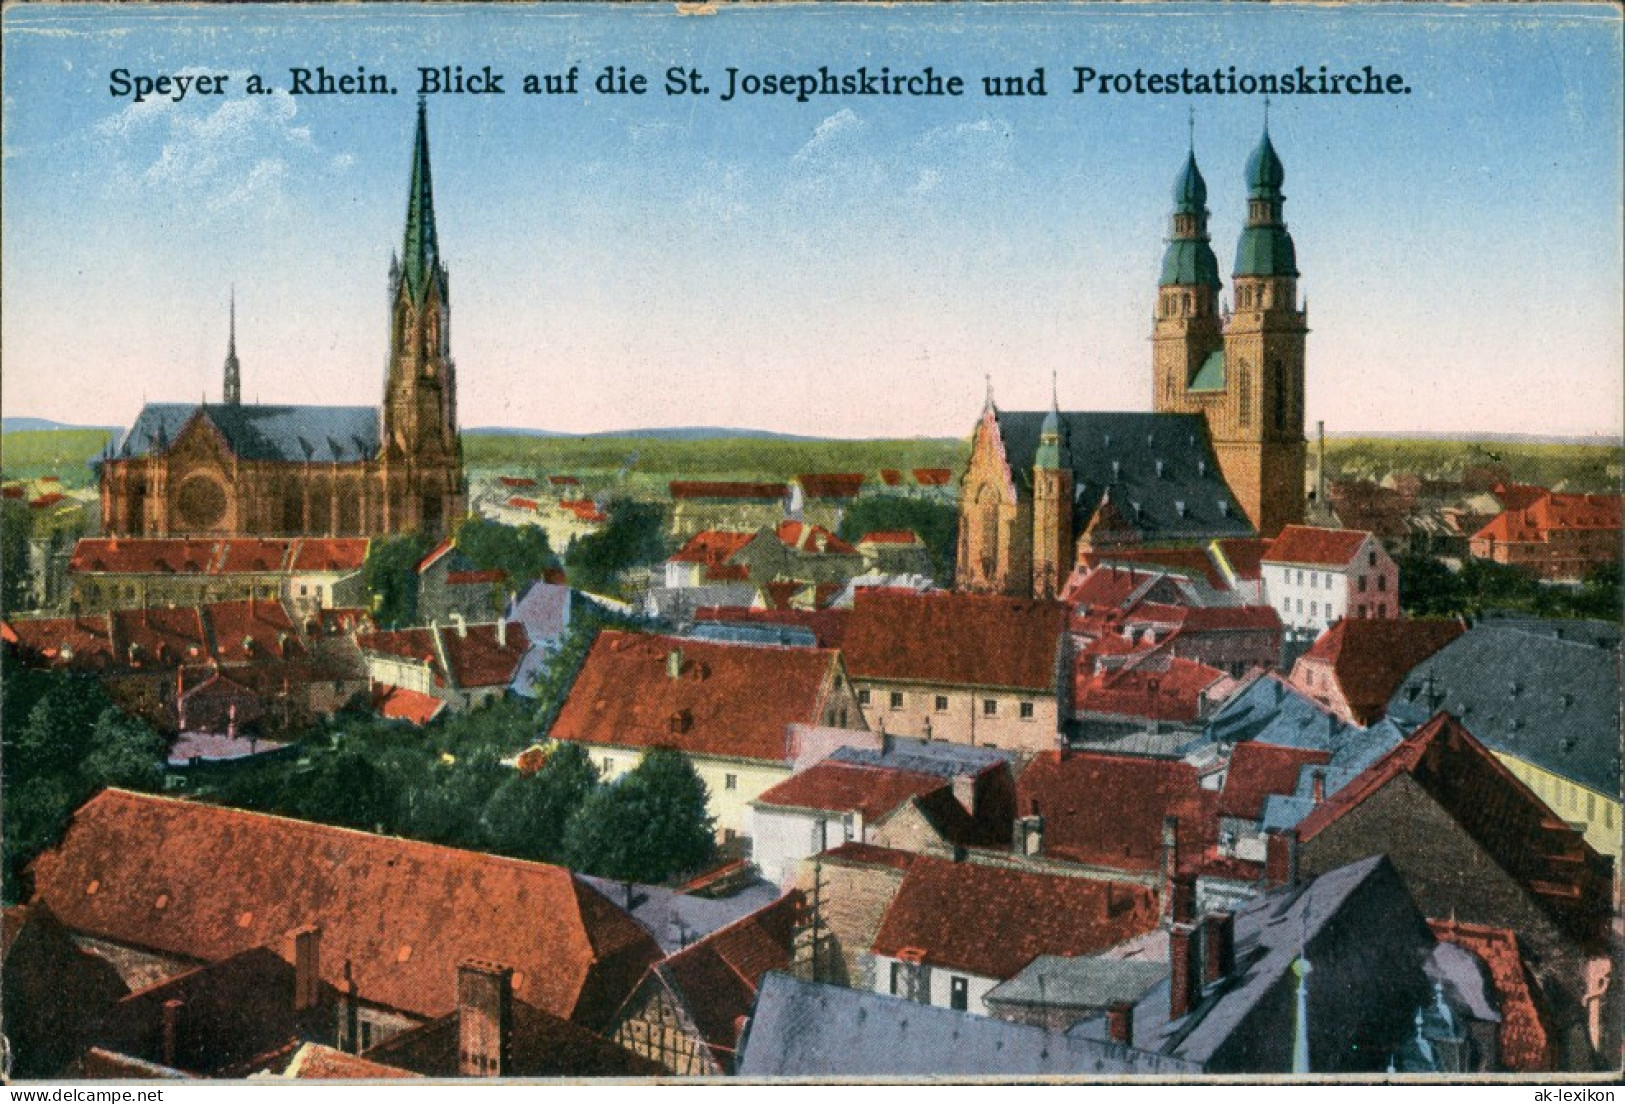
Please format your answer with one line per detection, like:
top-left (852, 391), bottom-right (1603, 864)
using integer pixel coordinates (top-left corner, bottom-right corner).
top-left (1260, 525), bottom-right (1398, 643)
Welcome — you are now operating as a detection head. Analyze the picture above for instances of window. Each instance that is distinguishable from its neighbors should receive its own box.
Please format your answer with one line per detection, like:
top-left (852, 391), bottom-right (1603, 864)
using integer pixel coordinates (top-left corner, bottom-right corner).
top-left (1310, 601), bottom-right (1318, 618)
top-left (858, 689), bottom-right (871, 706)
top-left (1296, 570), bottom-right (1304, 585)
top-left (602, 757), bottom-right (615, 774)
top-left (1357, 575), bottom-right (1367, 593)
top-left (933, 695), bottom-right (948, 711)
top-left (1019, 701), bottom-right (1035, 720)
top-left (890, 691), bottom-right (905, 710)
top-left (300, 584), bottom-right (309, 596)
top-left (890, 962), bottom-right (904, 997)
top-left (725, 773), bottom-right (738, 791)
top-left (1376, 575), bottom-right (1387, 592)
top-left (724, 828), bottom-right (737, 843)
top-left (1356, 604), bottom-right (1366, 618)
top-left (1377, 603), bottom-right (1386, 617)
top-left (950, 976), bottom-right (969, 1012)
top-left (983, 699), bottom-right (998, 717)
top-left (1369, 551), bottom-right (1378, 567)
top-left (1309, 572), bottom-right (1318, 588)
top-left (1296, 599), bottom-right (1303, 614)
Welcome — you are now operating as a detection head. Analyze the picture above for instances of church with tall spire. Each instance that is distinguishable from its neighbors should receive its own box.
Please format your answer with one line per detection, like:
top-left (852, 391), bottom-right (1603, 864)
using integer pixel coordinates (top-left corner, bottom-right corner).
top-left (98, 101), bottom-right (466, 540)
top-left (957, 122), bottom-right (1308, 599)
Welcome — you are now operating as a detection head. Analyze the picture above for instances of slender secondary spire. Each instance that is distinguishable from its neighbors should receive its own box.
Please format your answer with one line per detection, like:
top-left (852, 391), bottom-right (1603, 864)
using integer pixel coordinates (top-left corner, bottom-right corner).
top-left (222, 287), bottom-right (241, 406)
top-left (400, 96), bottom-right (442, 304)
top-left (983, 373), bottom-right (996, 414)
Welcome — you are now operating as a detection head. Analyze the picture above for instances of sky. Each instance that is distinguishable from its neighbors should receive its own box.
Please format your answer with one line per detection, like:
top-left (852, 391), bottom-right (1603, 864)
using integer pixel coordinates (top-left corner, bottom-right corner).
top-left (2, 3), bottom-right (1622, 441)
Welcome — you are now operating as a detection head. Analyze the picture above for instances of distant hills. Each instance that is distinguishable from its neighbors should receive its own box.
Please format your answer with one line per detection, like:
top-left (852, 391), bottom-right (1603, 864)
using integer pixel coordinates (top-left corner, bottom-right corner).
top-left (3, 416), bottom-right (1617, 448)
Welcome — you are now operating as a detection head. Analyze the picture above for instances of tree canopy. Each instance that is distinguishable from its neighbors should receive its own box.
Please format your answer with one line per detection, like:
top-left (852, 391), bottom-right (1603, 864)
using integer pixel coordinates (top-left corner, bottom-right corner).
top-left (454, 517), bottom-right (557, 592)
top-left (564, 747), bottom-right (714, 885)
top-left (836, 496), bottom-right (959, 583)
top-left (364, 533), bottom-right (429, 628)
top-left (565, 500), bottom-right (670, 595)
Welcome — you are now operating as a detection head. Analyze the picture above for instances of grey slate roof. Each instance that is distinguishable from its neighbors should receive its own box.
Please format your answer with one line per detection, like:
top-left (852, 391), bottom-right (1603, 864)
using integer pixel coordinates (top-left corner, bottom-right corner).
top-left (1385, 622), bottom-right (1621, 797)
top-left (1192, 676), bottom-right (1405, 833)
top-left (576, 874), bottom-right (782, 957)
top-left (118, 403), bottom-right (380, 463)
top-left (684, 622), bottom-right (820, 649)
top-left (1136, 855), bottom-right (1430, 1069)
top-left (994, 411), bottom-right (1254, 542)
top-left (735, 973), bottom-right (1202, 1078)
top-left (831, 734), bottom-right (1015, 778)
top-left (985, 956), bottom-right (1168, 1012)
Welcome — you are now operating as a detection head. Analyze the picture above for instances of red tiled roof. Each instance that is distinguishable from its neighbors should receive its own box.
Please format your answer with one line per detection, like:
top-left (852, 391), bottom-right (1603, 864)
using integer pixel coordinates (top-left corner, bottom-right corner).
top-left (29, 790), bottom-right (661, 1027)
top-left (499, 476), bottom-right (538, 489)
top-left (1, 485), bottom-right (25, 499)
top-left (842, 590), bottom-right (1067, 692)
top-left (669, 530), bottom-right (754, 567)
top-left (285, 1044), bottom-right (421, 1079)
top-left (112, 606), bottom-right (209, 665)
top-left (1017, 751), bottom-right (1215, 872)
top-left (1427, 919), bottom-right (1553, 1072)
top-left (1176, 605), bottom-right (1282, 632)
top-left (912, 469), bottom-right (952, 486)
top-left (507, 496), bottom-right (540, 511)
top-left (879, 469), bottom-right (904, 486)
top-left (29, 492), bottom-right (66, 509)
top-left (1294, 713), bottom-right (1610, 947)
top-left (288, 539), bottom-right (368, 573)
top-left (549, 475), bottom-right (581, 487)
top-left (669, 481), bottom-right (786, 501)
top-left (775, 520), bottom-right (857, 556)
top-left (1212, 538), bottom-right (1271, 582)
top-left (373, 685), bottom-right (446, 726)
top-left (1472, 492), bottom-right (1623, 544)
top-left (445, 569), bottom-right (505, 586)
top-left (1077, 547), bottom-right (1229, 590)
top-left (1216, 742), bottom-right (1332, 821)
top-left (649, 892), bottom-right (802, 1068)
top-left (548, 631), bottom-right (838, 763)
top-left (858, 530), bottom-right (921, 546)
top-left (358, 622), bottom-right (530, 690)
top-left (2, 614), bottom-right (117, 668)
top-left (1263, 525), bottom-right (1373, 568)
top-left (1490, 483), bottom-right (1550, 512)
top-left (794, 473), bottom-right (865, 499)
top-left (1290, 618), bottom-right (1464, 725)
top-left (819, 842), bottom-right (920, 871)
top-left (559, 499), bottom-right (607, 523)
top-left (694, 606), bottom-right (850, 649)
top-left (415, 538), bottom-right (456, 574)
top-left (1073, 655), bottom-right (1229, 724)
top-left (871, 857), bottom-right (1159, 979)
top-left (203, 599), bottom-right (304, 664)
top-left (755, 761), bottom-right (948, 821)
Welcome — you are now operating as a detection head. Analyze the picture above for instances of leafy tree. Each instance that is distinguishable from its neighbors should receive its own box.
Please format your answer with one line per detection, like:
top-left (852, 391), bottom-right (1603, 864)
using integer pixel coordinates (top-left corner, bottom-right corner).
top-left (365, 533), bottom-right (430, 628)
top-left (1, 497), bottom-right (34, 613)
top-left (482, 742), bottom-right (600, 862)
top-left (563, 747), bottom-right (713, 885)
top-left (289, 749), bottom-right (397, 832)
top-left (82, 708), bottom-right (168, 793)
top-left (566, 500), bottom-right (669, 595)
top-left (454, 518), bottom-right (557, 592)
top-left (396, 748), bottom-right (507, 849)
top-left (1396, 552), bottom-right (1468, 618)
top-left (836, 496), bottom-right (960, 583)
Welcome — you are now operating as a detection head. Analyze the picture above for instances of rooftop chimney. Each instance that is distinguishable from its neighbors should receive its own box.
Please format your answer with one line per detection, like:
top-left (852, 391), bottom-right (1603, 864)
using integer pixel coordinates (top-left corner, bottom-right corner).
top-left (451, 613), bottom-right (467, 639)
top-left (497, 619), bottom-right (507, 648)
top-left (1265, 829), bottom-right (1301, 887)
top-left (291, 925), bottom-right (321, 1012)
top-left (1169, 923), bottom-right (1198, 1021)
top-left (339, 960), bottom-right (360, 1054)
top-left (1017, 813), bottom-right (1044, 857)
top-left (1160, 816), bottom-right (1180, 923)
top-left (1311, 770), bottom-right (1326, 805)
top-left (1201, 911), bottom-right (1235, 988)
top-left (161, 998), bottom-right (183, 1069)
top-left (667, 647), bottom-right (683, 679)
top-left (458, 960), bottom-right (514, 1077)
top-left (1106, 1001), bottom-right (1135, 1047)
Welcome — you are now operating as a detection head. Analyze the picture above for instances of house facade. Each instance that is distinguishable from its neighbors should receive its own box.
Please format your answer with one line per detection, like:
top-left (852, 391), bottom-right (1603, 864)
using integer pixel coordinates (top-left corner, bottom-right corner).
top-left (1260, 525), bottom-right (1398, 642)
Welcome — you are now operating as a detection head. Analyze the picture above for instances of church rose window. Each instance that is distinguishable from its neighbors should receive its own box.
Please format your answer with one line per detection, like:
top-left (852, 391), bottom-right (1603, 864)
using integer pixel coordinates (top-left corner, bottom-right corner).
top-left (176, 475), bottom-right (228, 530)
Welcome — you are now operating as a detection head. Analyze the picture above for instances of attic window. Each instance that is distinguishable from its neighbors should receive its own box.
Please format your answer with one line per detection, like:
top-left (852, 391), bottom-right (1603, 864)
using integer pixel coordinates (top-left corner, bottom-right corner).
top-left (154, 894), bottom-right (169, 910)
top-left (237, 910), bottom-right (255, 928)
top-left (669, 709), bottom-right (694, 735)
top-left (86, 879), bottom-right (100, 896)
top-left (397, 945), bottom-right (413, 963)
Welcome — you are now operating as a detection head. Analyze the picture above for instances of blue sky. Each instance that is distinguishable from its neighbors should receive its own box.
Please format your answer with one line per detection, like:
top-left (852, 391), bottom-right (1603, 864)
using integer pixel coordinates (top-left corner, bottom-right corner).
top-left (3, 3), bottom-right (1621, 439)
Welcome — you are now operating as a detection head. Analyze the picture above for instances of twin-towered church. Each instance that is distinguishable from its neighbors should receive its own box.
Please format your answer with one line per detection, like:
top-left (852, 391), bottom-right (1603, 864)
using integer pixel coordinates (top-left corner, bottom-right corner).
top-left (957, 126), bottom-right (1309, 599)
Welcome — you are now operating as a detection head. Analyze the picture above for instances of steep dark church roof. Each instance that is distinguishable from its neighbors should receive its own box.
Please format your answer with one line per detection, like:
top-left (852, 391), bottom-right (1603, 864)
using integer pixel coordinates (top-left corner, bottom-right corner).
top-left (994, 410), bottom-right (1255, 541)
top-left (118, 403), bottom-right (381, 463)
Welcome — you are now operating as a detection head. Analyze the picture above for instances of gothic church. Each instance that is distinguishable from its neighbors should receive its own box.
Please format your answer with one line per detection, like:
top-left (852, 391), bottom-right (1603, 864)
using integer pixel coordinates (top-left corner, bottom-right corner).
top-left (958, 126), bottom-right (1308, 599)
top-left (98, 101), bottom-right (466, 541)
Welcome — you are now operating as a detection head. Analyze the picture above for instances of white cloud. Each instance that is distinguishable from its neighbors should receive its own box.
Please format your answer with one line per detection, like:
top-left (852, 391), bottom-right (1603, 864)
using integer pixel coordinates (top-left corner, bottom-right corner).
top-left (95, 75), bottom-right (315, 213)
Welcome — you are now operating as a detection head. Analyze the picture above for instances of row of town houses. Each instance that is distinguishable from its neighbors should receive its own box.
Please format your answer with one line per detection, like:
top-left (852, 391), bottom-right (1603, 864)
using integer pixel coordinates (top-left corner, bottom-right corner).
top-left (2, 520), bottom-right (1619, 1077)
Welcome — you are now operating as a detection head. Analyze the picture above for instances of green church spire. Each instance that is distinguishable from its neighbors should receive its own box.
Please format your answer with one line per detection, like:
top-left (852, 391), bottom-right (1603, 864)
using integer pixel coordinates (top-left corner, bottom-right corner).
top-left (400, 97), bottom-right (443, 304)
top-left (1160, 140), bottom-right (1221, 290)
top-left (1235, 121), bottom-right (1299, 279)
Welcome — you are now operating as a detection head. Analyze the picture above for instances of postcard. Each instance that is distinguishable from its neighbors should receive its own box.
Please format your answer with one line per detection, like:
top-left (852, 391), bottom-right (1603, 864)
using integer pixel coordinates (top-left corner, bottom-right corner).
top-left (1, 1), bottom-right (1620, 1088)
